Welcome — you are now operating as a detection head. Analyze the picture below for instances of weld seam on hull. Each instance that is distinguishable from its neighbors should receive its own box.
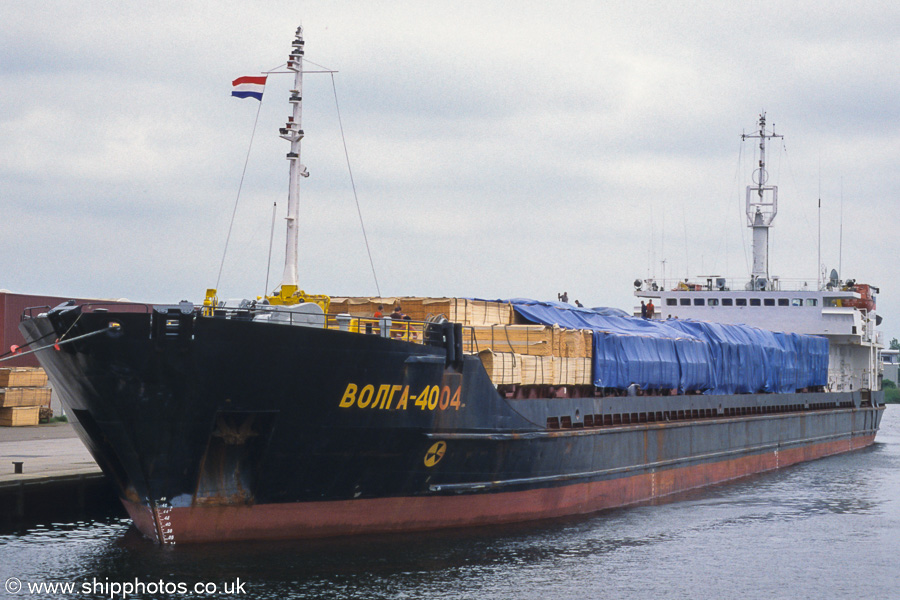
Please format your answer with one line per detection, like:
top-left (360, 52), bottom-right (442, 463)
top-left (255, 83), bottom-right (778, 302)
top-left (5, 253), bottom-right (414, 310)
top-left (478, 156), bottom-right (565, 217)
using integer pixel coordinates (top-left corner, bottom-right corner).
top-left (430, 429), bottom-right (871, 492)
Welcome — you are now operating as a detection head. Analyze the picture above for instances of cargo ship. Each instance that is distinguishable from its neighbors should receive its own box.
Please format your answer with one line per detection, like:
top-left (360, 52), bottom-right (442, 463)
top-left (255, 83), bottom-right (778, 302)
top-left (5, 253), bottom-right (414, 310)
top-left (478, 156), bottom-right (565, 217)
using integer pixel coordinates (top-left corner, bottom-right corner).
top-left (17, 28), bottom-right (884, 544)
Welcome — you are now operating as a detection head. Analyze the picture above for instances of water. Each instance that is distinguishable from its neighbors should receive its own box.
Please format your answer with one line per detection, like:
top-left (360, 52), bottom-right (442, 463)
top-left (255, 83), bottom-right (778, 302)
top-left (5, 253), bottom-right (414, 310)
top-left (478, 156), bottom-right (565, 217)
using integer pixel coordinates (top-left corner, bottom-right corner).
top-left (2, 408), bottom-right (899, 600)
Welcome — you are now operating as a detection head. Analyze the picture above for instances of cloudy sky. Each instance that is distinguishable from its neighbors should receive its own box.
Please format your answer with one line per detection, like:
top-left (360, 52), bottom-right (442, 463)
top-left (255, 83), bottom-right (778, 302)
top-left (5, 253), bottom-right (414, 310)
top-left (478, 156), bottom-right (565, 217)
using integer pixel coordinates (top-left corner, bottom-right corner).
top-left (2, 1), bottom-right (898, 342)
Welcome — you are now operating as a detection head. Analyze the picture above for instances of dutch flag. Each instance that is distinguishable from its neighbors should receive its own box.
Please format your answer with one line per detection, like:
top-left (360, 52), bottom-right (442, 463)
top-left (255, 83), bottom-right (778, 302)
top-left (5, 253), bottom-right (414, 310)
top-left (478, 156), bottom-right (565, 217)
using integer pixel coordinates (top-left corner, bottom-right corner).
top-left (231, 75), bottom-right (267, 101)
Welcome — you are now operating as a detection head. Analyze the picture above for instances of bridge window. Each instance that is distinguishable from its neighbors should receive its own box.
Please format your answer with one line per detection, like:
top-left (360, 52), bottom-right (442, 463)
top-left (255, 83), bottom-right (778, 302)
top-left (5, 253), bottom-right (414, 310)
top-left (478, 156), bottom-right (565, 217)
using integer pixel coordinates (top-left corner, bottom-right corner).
top-left (721, 298), bottom-right (733, 306)
top-left (806, 299), bottom-right (818, 307)
top-left (666, 298), bottom-right (677, 306)
top-left (680, 298), bottom-right (690, 306)
top-left (764, 299), bottom-right (776, 306)
top-left (750, 298), bottom-right (761, 306)
top-left (791, 298), bottom-right (802, 306)
top-left (693, 298), bottom-right (705, 306)
top-left (778, 298), bottom-right (789, 306)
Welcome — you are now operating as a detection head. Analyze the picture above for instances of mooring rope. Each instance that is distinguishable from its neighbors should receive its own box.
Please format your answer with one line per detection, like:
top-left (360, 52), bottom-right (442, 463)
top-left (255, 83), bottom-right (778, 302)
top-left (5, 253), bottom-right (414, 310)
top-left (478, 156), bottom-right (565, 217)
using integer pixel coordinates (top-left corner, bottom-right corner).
top-left (0, 327), bottom-right (114, 363)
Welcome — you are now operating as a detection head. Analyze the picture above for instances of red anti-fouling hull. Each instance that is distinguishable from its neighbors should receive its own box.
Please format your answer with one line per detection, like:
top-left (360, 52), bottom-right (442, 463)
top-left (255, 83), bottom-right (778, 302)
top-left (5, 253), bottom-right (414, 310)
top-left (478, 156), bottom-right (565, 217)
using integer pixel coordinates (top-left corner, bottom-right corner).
top-left (123, 433), bottom-right (876, 544)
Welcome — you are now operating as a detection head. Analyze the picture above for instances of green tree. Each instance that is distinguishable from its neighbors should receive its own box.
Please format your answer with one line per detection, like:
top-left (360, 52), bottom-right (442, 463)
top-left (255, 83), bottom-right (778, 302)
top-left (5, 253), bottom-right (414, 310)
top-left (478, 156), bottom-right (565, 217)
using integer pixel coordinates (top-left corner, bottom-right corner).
top-left (885, 379), bottom-right (900, 403)
top-left (890, 338), bottom-right (900, 351)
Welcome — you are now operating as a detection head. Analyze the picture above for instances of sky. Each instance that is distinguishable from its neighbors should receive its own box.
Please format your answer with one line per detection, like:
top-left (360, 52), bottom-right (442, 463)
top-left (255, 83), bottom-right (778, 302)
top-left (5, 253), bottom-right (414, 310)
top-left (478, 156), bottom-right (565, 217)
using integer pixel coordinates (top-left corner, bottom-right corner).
top-left (2, 1), bottom-right (898, 343)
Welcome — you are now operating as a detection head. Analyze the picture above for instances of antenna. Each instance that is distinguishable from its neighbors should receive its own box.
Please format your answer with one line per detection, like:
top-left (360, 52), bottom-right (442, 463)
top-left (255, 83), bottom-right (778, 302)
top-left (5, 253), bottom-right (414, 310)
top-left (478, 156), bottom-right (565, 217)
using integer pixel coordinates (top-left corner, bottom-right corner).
top-left (817, 156), bottom-right (821, 290)
top-left (649, 204), bottom-right (655, 279)
top-left (839, 177), bottom-right (844, 281)
top-left (682, 205), bottom-right (689, 279)
top-left (661, 207), bottom-right (665, 287)
top-left (264, 202), bottom-right (277, 297)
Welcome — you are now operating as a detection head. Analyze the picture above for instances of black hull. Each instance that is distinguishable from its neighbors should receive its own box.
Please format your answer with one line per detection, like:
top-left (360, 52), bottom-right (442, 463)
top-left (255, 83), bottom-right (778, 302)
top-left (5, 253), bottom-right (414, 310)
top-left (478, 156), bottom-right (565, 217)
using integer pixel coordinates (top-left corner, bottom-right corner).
top-left (20, 303), bottom-right (884, 543)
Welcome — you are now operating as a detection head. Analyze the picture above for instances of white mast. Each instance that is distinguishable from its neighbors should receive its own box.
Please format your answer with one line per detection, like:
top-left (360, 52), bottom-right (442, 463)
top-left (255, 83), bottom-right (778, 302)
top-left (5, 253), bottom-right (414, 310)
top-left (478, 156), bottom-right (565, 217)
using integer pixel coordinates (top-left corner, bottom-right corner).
top-left (278, 26), bottom-right (309, 292)
top-left (742, 113), bottom-right (782, 290)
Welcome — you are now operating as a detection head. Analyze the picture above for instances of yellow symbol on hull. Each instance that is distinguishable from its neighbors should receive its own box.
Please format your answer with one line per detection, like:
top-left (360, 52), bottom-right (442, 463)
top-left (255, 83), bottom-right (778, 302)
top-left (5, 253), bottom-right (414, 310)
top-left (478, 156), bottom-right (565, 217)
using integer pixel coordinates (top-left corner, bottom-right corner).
top-left (424, 441), bottom-right (447, 467)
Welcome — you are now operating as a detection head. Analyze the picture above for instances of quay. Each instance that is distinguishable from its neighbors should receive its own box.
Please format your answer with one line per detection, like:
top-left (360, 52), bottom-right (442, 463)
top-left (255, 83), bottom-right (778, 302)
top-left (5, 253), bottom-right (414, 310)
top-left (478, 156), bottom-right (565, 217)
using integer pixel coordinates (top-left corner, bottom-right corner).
top-left (0, 423), bottom-right (117, 521)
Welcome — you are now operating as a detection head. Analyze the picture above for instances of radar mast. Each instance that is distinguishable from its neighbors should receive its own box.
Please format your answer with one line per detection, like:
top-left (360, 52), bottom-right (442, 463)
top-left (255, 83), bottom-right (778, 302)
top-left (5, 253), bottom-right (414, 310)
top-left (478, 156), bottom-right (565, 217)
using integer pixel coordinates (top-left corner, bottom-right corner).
top-left (742, 112), bottom-right (782, 290)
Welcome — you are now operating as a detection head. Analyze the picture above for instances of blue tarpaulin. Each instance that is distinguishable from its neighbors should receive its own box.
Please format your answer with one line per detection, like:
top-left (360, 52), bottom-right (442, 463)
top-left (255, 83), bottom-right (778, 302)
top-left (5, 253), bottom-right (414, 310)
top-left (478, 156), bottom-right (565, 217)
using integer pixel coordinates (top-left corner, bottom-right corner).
top-left (507, 299), bottom-right (828, 395)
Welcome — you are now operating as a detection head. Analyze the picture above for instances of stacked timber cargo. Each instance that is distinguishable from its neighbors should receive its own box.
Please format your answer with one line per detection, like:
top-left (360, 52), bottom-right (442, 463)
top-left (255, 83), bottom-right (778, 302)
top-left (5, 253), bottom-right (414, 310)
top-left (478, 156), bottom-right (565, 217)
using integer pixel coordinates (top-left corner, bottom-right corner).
top-left (0, 368), bottom-right (51, 426)
top-left (475, 326), bottom-right (593, 387)
top-left (329, 297), bottom-right (514, 326)
top-left (330, 296), bottom-right (592, 387)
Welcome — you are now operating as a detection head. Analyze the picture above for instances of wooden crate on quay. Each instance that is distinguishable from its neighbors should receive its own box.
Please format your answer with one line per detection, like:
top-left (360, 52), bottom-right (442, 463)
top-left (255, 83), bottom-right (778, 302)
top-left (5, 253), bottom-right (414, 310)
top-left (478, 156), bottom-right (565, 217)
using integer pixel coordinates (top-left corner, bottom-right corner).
top-left (0, 406), bottom-right (40, 427)
top-left (0, 388), bottom-right (51, 408)
top-left (0, 368), bottom-right (51, 425)
top-left (0, 368), bottom-right (48, 388)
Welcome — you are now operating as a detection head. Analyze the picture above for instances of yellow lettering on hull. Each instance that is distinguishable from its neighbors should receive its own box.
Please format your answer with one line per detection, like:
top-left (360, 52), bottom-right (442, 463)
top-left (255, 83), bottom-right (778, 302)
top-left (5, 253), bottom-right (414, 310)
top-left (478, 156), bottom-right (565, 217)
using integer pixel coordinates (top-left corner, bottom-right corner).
top-left (337, 382), bottom-right (464, 411)
top-left (396, 386), bottom-right (410, 410)
top-left (357, 385), bottom-right (375, 408)
top-left (339, 383), bottom-right (358, 407)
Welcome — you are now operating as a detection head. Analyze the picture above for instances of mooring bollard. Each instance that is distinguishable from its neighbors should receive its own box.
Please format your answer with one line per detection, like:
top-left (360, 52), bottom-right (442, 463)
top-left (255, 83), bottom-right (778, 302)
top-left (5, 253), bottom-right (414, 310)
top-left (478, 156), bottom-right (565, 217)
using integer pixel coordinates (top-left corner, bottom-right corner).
top-left (12, 461), bottom-right (23, 474)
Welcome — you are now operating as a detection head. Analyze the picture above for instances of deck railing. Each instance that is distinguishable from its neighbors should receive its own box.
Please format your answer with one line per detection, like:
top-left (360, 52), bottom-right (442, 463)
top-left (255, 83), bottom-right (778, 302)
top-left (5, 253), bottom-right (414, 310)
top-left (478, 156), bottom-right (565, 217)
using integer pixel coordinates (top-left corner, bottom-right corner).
top-left (203, 305), bottom-right (485, 352)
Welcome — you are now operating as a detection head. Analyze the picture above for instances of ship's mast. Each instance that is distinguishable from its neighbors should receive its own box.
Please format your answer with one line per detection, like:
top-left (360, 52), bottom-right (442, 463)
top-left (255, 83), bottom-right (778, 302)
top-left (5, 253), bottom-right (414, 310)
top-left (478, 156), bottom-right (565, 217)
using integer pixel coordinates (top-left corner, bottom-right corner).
top-left (278, 26), bottom-right (309, 292)
top-left (742, 113), bottom-right (782, 289)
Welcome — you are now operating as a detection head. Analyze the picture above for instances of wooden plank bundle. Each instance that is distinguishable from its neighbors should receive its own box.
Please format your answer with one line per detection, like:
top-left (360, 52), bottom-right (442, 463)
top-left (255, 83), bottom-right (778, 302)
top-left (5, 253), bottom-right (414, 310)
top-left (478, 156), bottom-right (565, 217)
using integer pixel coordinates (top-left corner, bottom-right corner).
top-left (328, 297), bottom-right (430, 321)
top-left (328, 296), bottom-right (515, 326)
top-left (388, 298), bottom-right (429, 322)
top-left (0, 388), bottom-right (52, 408)
top-left (328, 297), bottom-right (399, 317)
top-left (478, 352), bottom-right (591, 387)
top-left (0, 368), bottom-right (49, 388)
top-left (463, 325), bottom-right (596, 387)
top-left (478, 350), bottom-right (521, 385)
top-left (0, 367), bottom-right (49, 426)
top-left (421, 298), bottom-right (513, 326)
top-left (328, 297), bottom-right (350, 314)
top-left (520, 355), bottom-right (556, 386)
top-left (466, 325), bottom-right (554, 356)
top-left (553, 328), bottom-right (593, 358)
top-left (0, 407), bottom-right (41, 427)
top-left (554, 357), bottom-right (593, 386)
top-left (463, 325), bottom-right (594, 357)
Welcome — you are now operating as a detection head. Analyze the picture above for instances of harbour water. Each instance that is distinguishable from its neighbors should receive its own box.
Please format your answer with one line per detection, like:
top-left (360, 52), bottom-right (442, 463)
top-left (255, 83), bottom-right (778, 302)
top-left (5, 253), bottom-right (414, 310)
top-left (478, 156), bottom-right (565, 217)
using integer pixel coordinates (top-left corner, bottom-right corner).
top-left (2, 407), bottom-right (898, 600)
